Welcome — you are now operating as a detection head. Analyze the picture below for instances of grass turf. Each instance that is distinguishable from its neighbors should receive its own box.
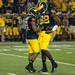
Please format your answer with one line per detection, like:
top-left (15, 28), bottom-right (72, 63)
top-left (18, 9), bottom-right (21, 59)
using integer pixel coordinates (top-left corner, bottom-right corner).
top-left (0, 41), bottom-right (75, 75)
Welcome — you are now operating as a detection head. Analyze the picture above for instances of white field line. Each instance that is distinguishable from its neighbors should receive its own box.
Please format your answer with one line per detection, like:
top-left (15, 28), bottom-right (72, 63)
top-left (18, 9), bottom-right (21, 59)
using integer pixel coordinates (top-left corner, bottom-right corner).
top-left (0, 48), bottom-right (74, 52)
top-left (0, 45), bottom-right (75, 50)
top-left (0, 48), bottom-right (27, 52)
top-left (0, 44), bottom-right (74, 47)
top-left (8, 73), bottom-right (16, 75)
top-left (0, 41), bottom-right (74, 44)
top-left (13, 45), bottom-right (75, 48)
top-left (14, 46), bottom-right (25, 47)
top-left (0, 53), bottom-right (75, 67)
top-left (0, 48), bottom-right (61, 52)
top-left (66, 52), bottom-right (73, 54)
top-left (13, 48), bottom-right (27, 51)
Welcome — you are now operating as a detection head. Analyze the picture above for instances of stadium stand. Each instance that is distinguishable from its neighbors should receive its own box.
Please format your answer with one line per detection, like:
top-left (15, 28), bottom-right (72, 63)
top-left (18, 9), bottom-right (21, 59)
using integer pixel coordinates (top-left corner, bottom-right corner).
top-left (0, 0), bottom-right (75, 41)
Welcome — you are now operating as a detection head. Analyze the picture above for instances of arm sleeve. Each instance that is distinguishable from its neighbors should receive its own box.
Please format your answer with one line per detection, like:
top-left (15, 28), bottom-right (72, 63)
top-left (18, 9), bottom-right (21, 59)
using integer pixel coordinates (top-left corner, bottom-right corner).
top-left (52, 25), bottom-right (58, 31)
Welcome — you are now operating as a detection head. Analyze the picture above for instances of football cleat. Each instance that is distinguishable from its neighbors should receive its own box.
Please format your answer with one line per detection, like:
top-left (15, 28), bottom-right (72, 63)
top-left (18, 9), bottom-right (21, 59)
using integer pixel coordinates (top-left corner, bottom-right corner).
top-left (51, 61), bottom-right (58, 73)
top-left (25, 65), bottom-right (36, 73)
top-left (38, 67), bottom-right (48, 73)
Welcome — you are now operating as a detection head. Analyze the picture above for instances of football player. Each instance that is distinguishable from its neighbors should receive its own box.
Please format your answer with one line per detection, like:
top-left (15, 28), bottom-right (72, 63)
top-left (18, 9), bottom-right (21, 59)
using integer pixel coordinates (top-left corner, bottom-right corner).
top-left (12, 14), bottom-right (19, 40)
top-left (25, 12), bottom-right (43, 72)
top-left (0, 15), bottom-right (6, 42)
top-left (5, 14), bottom-right (13, 40)
top-left (33, 1), bottom-right (59, 73)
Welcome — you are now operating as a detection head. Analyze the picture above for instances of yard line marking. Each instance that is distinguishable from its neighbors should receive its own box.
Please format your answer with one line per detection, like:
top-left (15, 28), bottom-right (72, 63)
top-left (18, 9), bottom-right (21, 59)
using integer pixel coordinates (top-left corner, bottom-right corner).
top-left (8, 73), bottom-right (16, 75)
top-left (48, 49), bottom-right (61, 51)
top-left (14, 48), bottom-right (61, 51)
top-left (0, 53), bottom-right (25, 58)
top-left (14, 46), bottom-right (25, 48)
top-left (0, 48), bottom-right (27, 52)
top-left (0, 49), bottom-right (10, 52)
top-left (0, 53), bottom-right (75, 67)
top-left (49, 45), bottom-right (72, 47)
top-left (66, 52), bottom-right (73, 54)
top-left (0, 44), bottom-right (74, 48)
top-left (24, 53), bottom-right (28, 55)
top-left (0, 48), bottom-right (62, 52)
top-left (3, 49), bottom-right (10, 51)
top-left (40, 72), bottom-right (50, 74)
top-left (57, 61), bottom-right (75, 67)
top-left (65, 48), bottom-right (75, 50)
top-left (13, 48), bottom-right (26, 51)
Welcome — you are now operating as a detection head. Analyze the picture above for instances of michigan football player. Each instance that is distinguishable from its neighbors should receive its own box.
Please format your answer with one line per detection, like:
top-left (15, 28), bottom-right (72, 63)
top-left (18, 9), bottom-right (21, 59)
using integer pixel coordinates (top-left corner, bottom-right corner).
top-left (25, 9), bottom-right (43, 73)
top-left (33, 1), bottom-right (58, 73)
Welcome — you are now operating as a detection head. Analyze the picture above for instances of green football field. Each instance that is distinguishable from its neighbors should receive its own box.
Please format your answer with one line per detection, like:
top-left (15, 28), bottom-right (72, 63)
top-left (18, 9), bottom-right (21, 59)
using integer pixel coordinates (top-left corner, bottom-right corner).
top-left (0, 41), bottom-right (75, 75)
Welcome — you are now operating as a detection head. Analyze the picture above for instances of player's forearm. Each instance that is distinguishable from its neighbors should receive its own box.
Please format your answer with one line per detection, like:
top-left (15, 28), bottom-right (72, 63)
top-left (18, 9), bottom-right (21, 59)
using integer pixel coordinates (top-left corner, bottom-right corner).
top-left (50, 31), bottom-right (56, 42)
top-left (50, 25), bottom-right (58, 42)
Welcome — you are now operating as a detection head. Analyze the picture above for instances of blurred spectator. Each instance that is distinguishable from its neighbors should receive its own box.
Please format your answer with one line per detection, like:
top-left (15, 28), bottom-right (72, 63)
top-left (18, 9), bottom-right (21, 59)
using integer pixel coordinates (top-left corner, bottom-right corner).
top-left (5, 0), bottom-right (13, 13)
top-left (55, 13), bottom-right (63, 41)
top-left (12, 0), bottom-right (20, 13)
top-left (12, 14), bottom-right (20, 41)
top-left (56, 25), bottom-right (63, 41)
top-left (18, 15), bottom-right (26, 43)
top-left (3, 0), bottom-right (8, 6)
top-left (5, 13), bottom-right (13, 41)
top-left (69, 15), bottom-right (75, 26)
top-left (61, 13), bottom-right (69, 40)
top-left (0, 0), bottom-right (3, 9)
top-left (61, 0), bottom-right (68, 13)
top-left (0, 0), bottom-right (6, 14)
top-left (69, 0), bottom-right (75, 26)
top-left (19, 0), bottom-right (28, 13)
top-left (0, 0), bottom-right (75, 41)
top-left (68, 24), bottom-right (75, 40)
top-left (52, 0), bottom-right (63, 12)
top-left (0, 15), bottom-right (6, 42)
top-left (69, 0), bottom-right (75, 14)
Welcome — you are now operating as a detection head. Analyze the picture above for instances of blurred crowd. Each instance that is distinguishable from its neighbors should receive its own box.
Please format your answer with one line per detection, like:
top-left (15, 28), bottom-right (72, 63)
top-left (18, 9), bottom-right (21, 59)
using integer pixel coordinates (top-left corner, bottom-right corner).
top-left (0, 0), bottom-right (75, 42)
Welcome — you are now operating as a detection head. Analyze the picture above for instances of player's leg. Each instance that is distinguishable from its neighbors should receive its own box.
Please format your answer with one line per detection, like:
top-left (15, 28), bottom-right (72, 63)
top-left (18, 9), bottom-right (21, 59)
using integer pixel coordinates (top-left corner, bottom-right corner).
top-left (5, 27), bottom-right (9, 40)
top-left (9, 27), bottom-right (13, 41)
top-left (41, 50), bottom-right (47, 72)
top-left (38, 33), bottom-right (48, 72)
top-left (25, 39), bottom-right (40, 72)
top-left (39, 32), bottom-right (57, 72)
top-left (13, 27), bottom-right (17, 40)
top-left (25, 53), bottom-right (38, 73)
top-left (41, 50), bottom-right (57, 73)
top-left (16, 27), bottom-right (19, 41)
